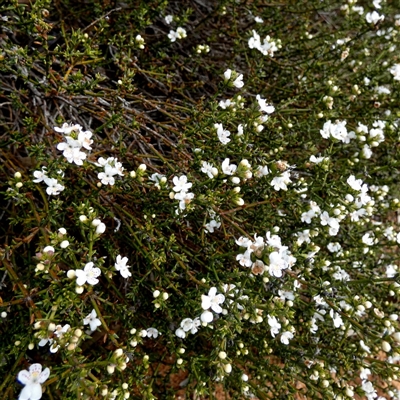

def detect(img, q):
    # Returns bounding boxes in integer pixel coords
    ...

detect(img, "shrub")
[1,0,400,399]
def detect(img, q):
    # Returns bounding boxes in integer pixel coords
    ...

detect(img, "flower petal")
[17,370,31,385]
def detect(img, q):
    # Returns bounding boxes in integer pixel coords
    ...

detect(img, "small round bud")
[241,374,248,381]
[107,364,115,374]
[14,172,22,179]
[177,358,183,365]
[67,270,76,279]
[79,215,87,222]
[67,343,76,351]
[60,240,70,249]
[28,343,34,350]
[153,290,160,298]
[74,329,83,337]
[114,348,124,358]
[138,164,147,171]
[178,348,185,354]
[218,351,227,359]
[75,286,84,294]
[224,363,232,373]
[92,219,101,227]
[1,312,7,318]
[130,171,136,178]
[162,292,169,300]
[15,182,23,188]
[382,341,391,352]
[122,383,128,390]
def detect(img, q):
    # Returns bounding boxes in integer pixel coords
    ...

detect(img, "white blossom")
[18,363,50,400]
[83,309,102,331]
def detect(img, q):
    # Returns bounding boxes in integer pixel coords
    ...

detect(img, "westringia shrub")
[1,0,400,399]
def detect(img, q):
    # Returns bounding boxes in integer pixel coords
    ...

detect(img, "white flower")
[174,191,195,210]
[366,11,384,24]
[389,64,400,81]
[18,363,50,400]
[362,233,375,246]
[309,155,327,164]
[280,331,294,345]
[165,15,173,24]
[223,69,244,88]
[360,340,371,354]
[77,130,93,150]
[256,95,275,114]
[54,122,82,135]
[176,27,187,39]
[180,318,200,334]
[83,309,102,331]
[270,171,291,191]
[98,164,117,186]
[33,168,48,183]
[201,161,217,178]
[236,251,253,267]
[115,255,132,278]
[204,219,221,233]
[329,309,344,328]
[215,123,231,145]
[75,262,101,286]
[221,158,237,175]
[254,16,263,23]
[267,315,281,337]
[43,177,65,196]
[223,69,233,81]
[172,175,192,192]
[146,327,160,338]
[201,287,225,313]
[347,175,363,191]
[168,27,186,42]
[319,120,348,142]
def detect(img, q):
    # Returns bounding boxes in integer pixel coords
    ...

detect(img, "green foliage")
[1,0,400,399]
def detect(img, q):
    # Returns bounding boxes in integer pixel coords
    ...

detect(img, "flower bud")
[153,290,160,298]
[218,351,227,359]
[75,286,84,294]
[382,341,391,352]
[107,364,115,374]
[224,363,232,373]
[114,348,124,358]
[60,240,70,249]
[14,172,22,179]
[67,270,76,279]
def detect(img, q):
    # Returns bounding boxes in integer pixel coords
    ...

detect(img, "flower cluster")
[171,175,194,213]
[96,157,124,186]
[33,167,65,196]
[168,27,187,42]
[223,69,244,89]
[248,30,280,57]
[55,123,93,166]
[236,231,296,277]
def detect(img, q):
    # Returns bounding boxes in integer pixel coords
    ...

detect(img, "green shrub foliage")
[1,0,400,399]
